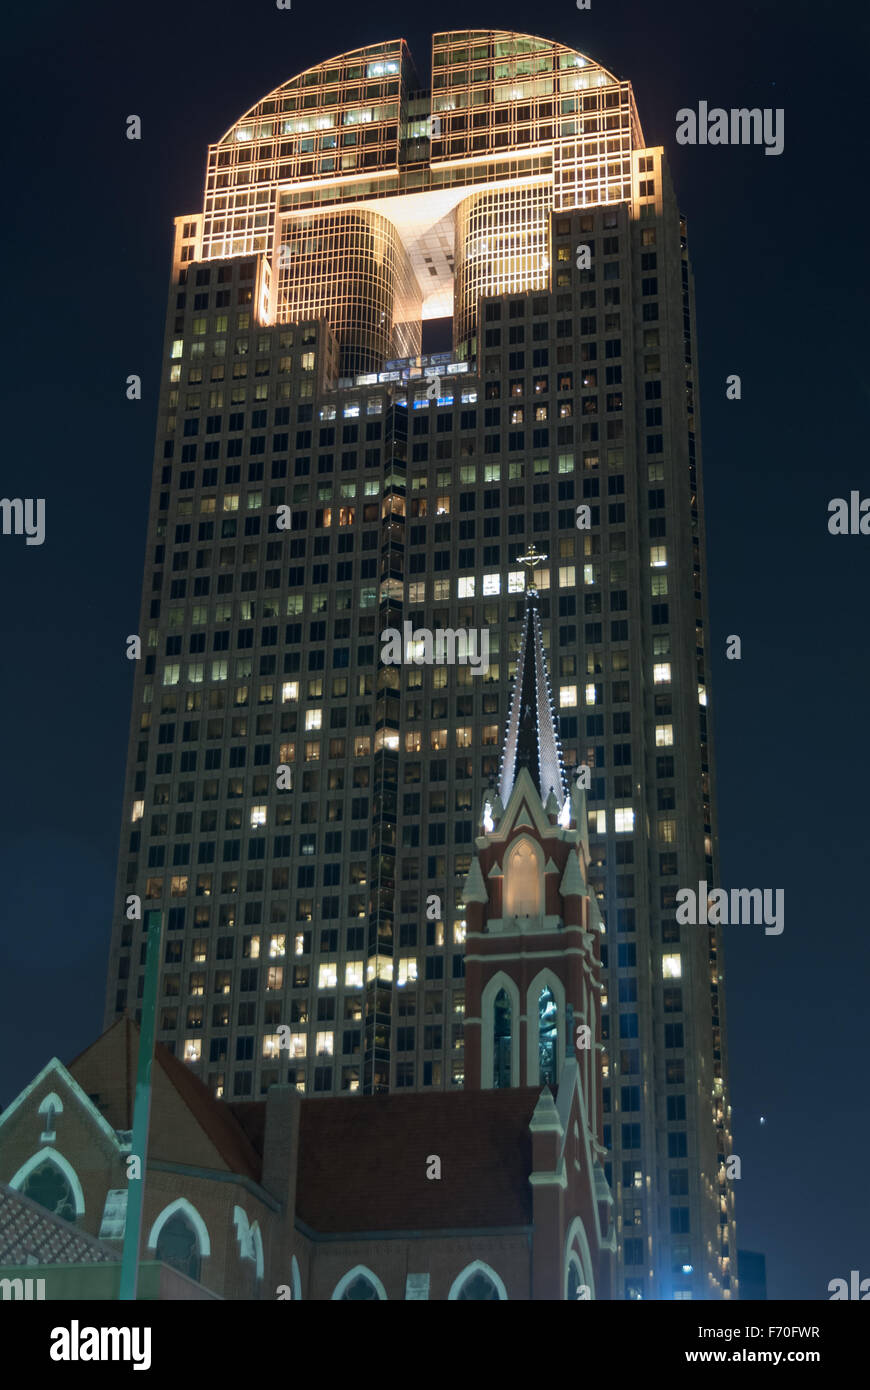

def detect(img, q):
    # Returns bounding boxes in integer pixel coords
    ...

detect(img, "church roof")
[498,578,568,814]
[295,1089,538,1232]
[68,1017,263,1183]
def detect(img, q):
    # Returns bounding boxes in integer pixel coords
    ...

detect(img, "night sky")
[1,0,866,1301]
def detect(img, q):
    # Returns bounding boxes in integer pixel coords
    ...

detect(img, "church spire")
[497,544,569,818]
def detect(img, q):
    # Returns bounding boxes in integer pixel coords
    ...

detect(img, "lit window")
[281,681,298,704]
[588,810,606,834]
[585,683,598,705]
[131,801,144,822]
[397,958,418,986]
[345,961,363,988]
[184,1039,202,1062]
[318,963,338,989]
[453,922,466,945]
[559,565,576,586]
[266,966,284,991]
[315,1031,334,1056]
[305,709,322,731]
[269,934,286,959]
[663,954,682,979]
[508,571,525,593]
[651,574,668,596]
[560,685,578,707]
[614,807,635,833]
[655,724,674,747]
[250,805,267,828]
[171,340,184,359]
[657,818,677,843]
[263,1034,282,1059]
[457,577,475,598]
[163,664,180,686]
[698,685,707,706]
[650,545,667,567]
[482,573,501,595]
[653,663,671,684]
[286,1032,307,1058]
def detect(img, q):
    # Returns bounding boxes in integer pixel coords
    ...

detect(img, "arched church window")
[505,839,541,916]
[21,1161,75,1222]
[493,988,512,1088]
[456,1270,501,1300]
[155,1213,201,1281]
[539,986,558,1085]
[340,1273,380,1300]
[567,1258,584,1300]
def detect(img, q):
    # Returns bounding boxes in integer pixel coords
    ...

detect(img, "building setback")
[103,29,736,1298]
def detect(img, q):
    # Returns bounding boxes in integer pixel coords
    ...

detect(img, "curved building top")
[201,29,642,245]
[194,31,645,370]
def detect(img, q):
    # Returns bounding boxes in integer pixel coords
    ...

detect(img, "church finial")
[517,543,548,594]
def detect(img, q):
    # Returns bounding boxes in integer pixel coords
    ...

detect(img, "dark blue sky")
[1,0,866,1300]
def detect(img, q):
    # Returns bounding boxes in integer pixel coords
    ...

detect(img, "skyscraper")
[104,28,736,1299]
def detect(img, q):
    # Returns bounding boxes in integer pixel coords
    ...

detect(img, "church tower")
[463,547,614,1296]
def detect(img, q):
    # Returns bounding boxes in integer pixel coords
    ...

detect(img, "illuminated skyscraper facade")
[104,29,736,1299]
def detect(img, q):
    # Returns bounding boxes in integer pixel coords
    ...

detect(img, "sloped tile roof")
[0,1182,118,1267]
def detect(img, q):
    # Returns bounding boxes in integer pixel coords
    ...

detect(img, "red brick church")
[0,565,614,1300]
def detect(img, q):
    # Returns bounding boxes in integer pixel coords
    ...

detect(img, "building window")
[493,988,512,1088]
[448,1260,507,1300]
[539,987,558,1086]
[155,1213,202,1281]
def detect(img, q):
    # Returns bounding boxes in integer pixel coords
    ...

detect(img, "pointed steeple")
[498,545,569,816]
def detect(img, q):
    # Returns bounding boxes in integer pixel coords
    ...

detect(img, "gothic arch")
[331,1265,387,1300]
[526,969,566,1086]
[9,1148,85,1218]
[37,1092,63,1140]
[480,971,521,1090]
[448,1260,508,1301]
[564,1216,596,1300]
[504,835,544,918]
[147,1197,211,1257]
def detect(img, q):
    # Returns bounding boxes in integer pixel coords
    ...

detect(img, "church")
[0,558,614,1300]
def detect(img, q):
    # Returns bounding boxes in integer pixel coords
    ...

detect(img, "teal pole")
[119,908,163,1300]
